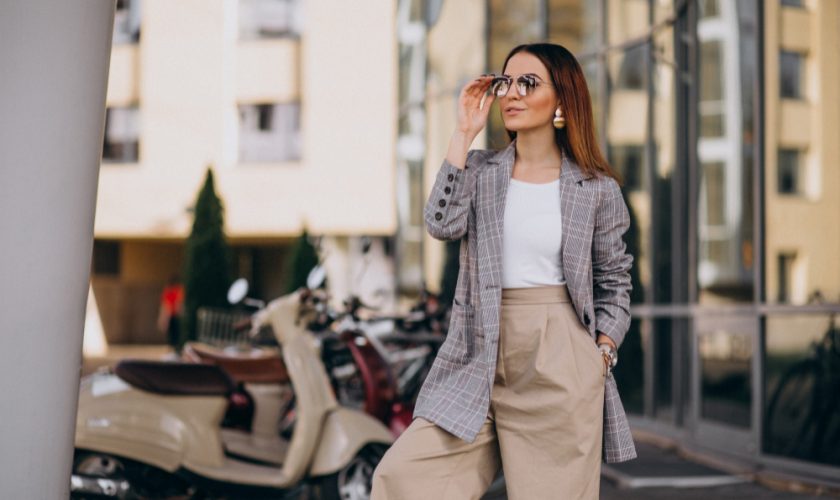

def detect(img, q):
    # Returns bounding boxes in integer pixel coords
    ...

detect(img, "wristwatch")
[597,343,618,372]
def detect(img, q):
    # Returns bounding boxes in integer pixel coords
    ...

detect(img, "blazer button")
[583,313,591,325]
[447,173,454,182]
[434,212,443,220]
[438,199,446,207]
[444,186,452,194]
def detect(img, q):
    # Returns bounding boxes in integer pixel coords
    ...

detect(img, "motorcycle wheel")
[310,443,388,500]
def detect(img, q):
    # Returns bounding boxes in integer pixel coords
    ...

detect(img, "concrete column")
[0,1,114,497]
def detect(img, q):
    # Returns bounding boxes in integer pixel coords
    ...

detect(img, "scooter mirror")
[306,265,326,290]
[227,278,250,304]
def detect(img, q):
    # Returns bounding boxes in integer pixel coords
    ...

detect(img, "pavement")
[480,441,840,499]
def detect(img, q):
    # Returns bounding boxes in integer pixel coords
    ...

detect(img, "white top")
[501,177,565,288]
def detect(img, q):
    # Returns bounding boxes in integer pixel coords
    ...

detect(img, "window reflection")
[780,50,805,100]
[696,2,755,304]
[698,321,753,428]
[765,314,840,466]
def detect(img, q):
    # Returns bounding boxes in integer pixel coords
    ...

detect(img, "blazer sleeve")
[591,178,634,350]
[423,149,479,241]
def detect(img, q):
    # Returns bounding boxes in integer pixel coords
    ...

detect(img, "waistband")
[501,284,571,305]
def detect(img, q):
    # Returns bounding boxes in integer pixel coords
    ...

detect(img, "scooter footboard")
[308,407,393,476]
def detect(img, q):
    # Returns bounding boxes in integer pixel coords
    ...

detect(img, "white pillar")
[0,1,114,498]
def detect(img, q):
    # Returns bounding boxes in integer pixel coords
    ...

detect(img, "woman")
[371,43,636,500]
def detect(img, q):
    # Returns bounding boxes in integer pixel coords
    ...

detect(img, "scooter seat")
[115,359,236,396]
[182,343,290,385]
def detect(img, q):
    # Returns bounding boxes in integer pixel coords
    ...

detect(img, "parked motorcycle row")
[70,264,452,500]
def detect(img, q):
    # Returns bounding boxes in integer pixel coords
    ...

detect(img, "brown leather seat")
[182,343,290,385]
[115,360,235,396]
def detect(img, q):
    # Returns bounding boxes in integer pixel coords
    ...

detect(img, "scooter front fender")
[309,407,393,476]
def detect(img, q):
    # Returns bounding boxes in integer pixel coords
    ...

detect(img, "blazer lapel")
[558,155,594,270]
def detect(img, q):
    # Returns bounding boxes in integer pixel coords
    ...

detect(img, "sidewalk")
[481,439,840,499]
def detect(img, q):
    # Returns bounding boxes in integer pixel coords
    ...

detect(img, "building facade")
[92,0,400,343]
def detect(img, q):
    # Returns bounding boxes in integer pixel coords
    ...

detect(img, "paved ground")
[480,442,838,499]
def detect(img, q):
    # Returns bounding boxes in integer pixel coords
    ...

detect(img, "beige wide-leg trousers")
[371,284,606,500]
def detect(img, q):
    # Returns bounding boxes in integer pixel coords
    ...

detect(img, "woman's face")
[497,52,558,132]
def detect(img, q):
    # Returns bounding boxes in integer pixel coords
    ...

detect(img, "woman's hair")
[501,43,621,183]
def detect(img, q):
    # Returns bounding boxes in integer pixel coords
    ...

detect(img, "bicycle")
[764,291,840,465]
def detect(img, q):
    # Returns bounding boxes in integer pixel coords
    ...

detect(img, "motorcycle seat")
[182,343,290,385]
[115,359,236,396]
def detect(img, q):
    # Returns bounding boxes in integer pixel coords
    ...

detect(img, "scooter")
[71,266,393,499]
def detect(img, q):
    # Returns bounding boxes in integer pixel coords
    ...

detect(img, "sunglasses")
[489,73,552,97]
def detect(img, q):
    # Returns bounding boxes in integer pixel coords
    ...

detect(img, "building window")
[703,162,726,226]
[239,0,302,39]
[780,0,804,8]
[699,40,724,137]
[238,103,301,162]
[699,0,719,19]
[780,50,805,99]
[777,252,796,302]
[113,0,141,44]
[103,106,140,163]
[777,148,802,195]
[92,240,121,276]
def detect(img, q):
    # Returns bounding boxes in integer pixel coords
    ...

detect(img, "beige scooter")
[71,267,394,499]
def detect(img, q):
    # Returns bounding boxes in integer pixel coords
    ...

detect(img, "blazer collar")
[487,136,594,185]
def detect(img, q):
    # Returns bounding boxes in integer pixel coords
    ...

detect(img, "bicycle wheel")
[765,359,820,459]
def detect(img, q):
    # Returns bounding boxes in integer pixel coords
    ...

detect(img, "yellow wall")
[764,0,840,307]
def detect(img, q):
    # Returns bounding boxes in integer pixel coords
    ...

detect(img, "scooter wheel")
[310,443,388,500]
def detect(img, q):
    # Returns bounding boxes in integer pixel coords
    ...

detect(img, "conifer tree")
[181,167,233,347]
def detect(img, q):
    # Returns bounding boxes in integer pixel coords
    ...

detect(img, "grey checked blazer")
[413,137,637,463]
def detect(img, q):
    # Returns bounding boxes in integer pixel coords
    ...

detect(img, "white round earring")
[553,106,566,129]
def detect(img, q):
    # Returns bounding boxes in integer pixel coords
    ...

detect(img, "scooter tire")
[310,443,388,500]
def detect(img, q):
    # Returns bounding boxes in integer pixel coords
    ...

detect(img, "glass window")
[702,162,726,226]
[92,240,121,276]
[698,322,753,428]
[777,148,802,195]
[239,0,302,39]
[764,313,840,466]
[776,252,797,302]
[699,40,724,137]
[113,0,141,45]
[780,50,805,99]
[699,0,719,18]
[238,102,301,162]
[102,106,140,163]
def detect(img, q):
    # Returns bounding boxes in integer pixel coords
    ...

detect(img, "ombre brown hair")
[501,43,622,184]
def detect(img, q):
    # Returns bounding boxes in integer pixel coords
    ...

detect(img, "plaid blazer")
[414,137,637,463]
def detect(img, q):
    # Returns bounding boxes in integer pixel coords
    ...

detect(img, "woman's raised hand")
[456,74,496,137]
